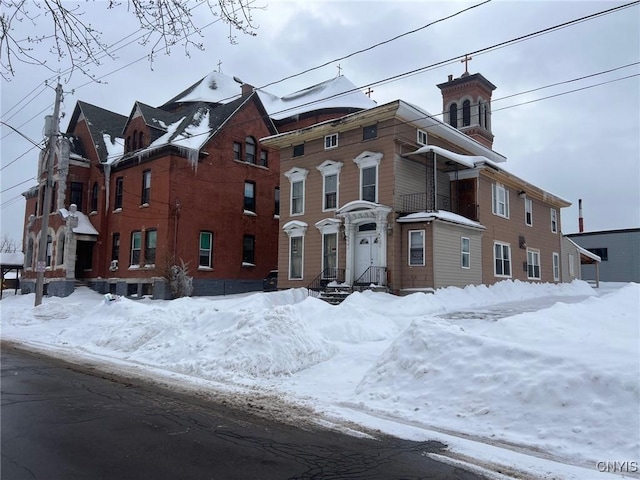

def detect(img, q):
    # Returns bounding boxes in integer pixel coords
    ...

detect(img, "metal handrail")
[354,266,387,286]
[307,268,345,292]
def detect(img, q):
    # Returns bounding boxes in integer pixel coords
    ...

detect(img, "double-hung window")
[115,177,123,210]
[199,232,213,268]
[131,231,141,266]
[144,229,157,265]
[245,136,256,164]
[409,230,425,266]
[525,197,533,226]
[244,181,256,213]
[289,236,303,279]
[527,249,541,280]
[233,141,242,160]
[494,241,511,277]
[322,233,337,276]
[317,160,343,211]
[461,237,470,268]
[274,187,280,216]
[550,208,558,233]
[141,170,151,205]
[552,252,560,281]
[354,151,382,204]
[112,233,120,261]
[492,183,509,218]
[285,167,308,216]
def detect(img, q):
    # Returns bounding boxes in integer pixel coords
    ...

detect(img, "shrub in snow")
[168,259,193,298]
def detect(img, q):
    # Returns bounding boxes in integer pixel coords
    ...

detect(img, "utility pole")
[35,82,63,306]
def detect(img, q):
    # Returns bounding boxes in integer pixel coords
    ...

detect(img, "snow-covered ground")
[1,280,638,480]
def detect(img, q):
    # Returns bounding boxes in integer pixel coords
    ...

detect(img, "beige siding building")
[263,71,572,294]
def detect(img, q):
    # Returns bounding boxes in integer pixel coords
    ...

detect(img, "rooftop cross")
[365,87,374,98]
[461,54,472,75]
[217,60,223,73]
[337,64,342,76]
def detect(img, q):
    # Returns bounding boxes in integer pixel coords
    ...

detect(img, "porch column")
[343,217,356,285]
[375,212,388,285]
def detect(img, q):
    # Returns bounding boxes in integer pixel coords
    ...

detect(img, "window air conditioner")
[109,260,119,271]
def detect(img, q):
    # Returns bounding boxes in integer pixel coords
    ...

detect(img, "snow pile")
[2,280,638,478]
[354,284,639,465]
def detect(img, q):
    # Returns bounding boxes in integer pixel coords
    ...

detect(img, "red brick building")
[21,73,376,298]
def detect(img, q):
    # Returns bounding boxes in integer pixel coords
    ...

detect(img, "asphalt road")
[1,346,489,480]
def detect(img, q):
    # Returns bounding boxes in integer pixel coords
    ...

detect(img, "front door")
[355,225,379,284]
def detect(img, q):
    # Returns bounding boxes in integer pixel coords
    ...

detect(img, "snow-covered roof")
[59,208,99,235]
[397,210,486,229]
[0,252,24,267]
[162,71,244,106]
[405,144,490,169]
[257,76,377,121]
[102,133,125,165]
[565,237,601,262]
[405,144,571,206]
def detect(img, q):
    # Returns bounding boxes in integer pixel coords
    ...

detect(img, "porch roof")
[565,237,601,263]
[397,210,486,230]
[59,209,99,235]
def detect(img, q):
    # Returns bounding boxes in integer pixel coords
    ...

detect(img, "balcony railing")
[397,192,478,221]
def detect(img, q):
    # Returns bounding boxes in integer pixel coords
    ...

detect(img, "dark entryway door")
[456,178,477,221]
[75,241,94,279]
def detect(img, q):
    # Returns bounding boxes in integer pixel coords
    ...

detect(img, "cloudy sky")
[1,0,638,246]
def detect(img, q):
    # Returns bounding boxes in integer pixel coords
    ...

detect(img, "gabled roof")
[112,93,277,169]
[123,101,182,134]
[161,71,244,108]
[66,101,127,162]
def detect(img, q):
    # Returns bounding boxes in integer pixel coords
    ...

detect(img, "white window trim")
[552,252,560,281]
[408,229,425,267]
[527,248,541,280]
[284,167,308,217]
[317,160,343,212]
[492,183,510,219]
[494,241,512,278]
[568,254,575,276]
[284,220,307,281]
[324,133,338,150]
[321,232,338,273]
[417,129,427,146]
[461,236,470,269]
[550,208,558,233]
[354,151,382,204]
[525,197,533,227]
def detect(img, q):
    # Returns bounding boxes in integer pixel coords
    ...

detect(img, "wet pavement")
[1,346,490,480]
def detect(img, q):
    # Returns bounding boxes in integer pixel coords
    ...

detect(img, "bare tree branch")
[0,0,264,81]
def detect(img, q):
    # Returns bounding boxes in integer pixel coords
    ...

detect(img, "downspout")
[173,199,181,265]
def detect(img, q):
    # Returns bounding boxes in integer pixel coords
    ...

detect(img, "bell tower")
[437,59,496,150]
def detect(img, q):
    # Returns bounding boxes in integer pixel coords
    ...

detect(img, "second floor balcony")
[397,192,478,222]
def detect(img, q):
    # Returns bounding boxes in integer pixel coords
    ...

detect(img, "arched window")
[132,130,138,150]
[462,100,471,127]
[478,100,484,128]
[56,230,65,266]
[449,103,458,128]
[126,136,131,152]
[138,131,144,149]
[245,136,256,164]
